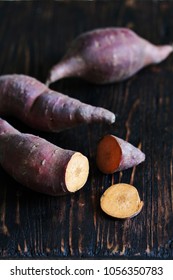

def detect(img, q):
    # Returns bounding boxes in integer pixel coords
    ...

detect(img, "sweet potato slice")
[100,183,143,219]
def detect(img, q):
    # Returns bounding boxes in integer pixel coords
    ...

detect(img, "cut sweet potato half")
[100,183,143,219]
[96,134,145,174]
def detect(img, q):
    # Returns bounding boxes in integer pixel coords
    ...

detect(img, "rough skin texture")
[0,118,89,196]
[0,74,115,132]
[47,27,173,85]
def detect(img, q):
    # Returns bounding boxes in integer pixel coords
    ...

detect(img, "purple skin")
[115,136,145,172]
[0,118,86,196]
[46,27,173,85]
[0,74,115,132]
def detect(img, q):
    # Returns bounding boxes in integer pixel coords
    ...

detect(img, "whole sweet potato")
[0,118,89,196]
[46,27,172,85]
[0,74,115,132]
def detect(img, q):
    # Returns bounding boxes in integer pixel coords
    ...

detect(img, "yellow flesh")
[65,152,89,192]
[100,183,143,218]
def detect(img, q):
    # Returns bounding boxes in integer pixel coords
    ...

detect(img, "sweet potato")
[100,183,143,219]
[96,134,145,174]
[0,74,115,132]
[46,27,173,85]
[0,118,89,196]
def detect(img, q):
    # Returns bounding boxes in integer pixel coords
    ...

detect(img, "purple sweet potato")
[96,134,145,174]
[0,118,89,196]
[46,27,173,85]
[0,74,115,132]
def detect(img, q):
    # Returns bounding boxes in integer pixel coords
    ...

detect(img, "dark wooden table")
[0,0,173,259]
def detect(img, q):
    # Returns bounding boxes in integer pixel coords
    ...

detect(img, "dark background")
[0,0,173,259]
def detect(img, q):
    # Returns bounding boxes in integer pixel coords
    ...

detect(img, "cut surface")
[96,134,122,174]
[65,152,89,192]
[100,183,143,219]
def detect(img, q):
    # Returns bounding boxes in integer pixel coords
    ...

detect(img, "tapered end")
[116,136,145,171]
[45,78,51,87]
[97,108,116,125]
[92,106,116,125]
[46,66,60,86]
[46,57,85,85]
[155,44,173,63]
[145,43,173,65]
[78,105,116,125]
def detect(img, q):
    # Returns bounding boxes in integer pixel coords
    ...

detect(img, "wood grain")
[0,0,173,259]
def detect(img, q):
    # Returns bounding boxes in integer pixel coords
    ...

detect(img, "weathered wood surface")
[0,0,173,259]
